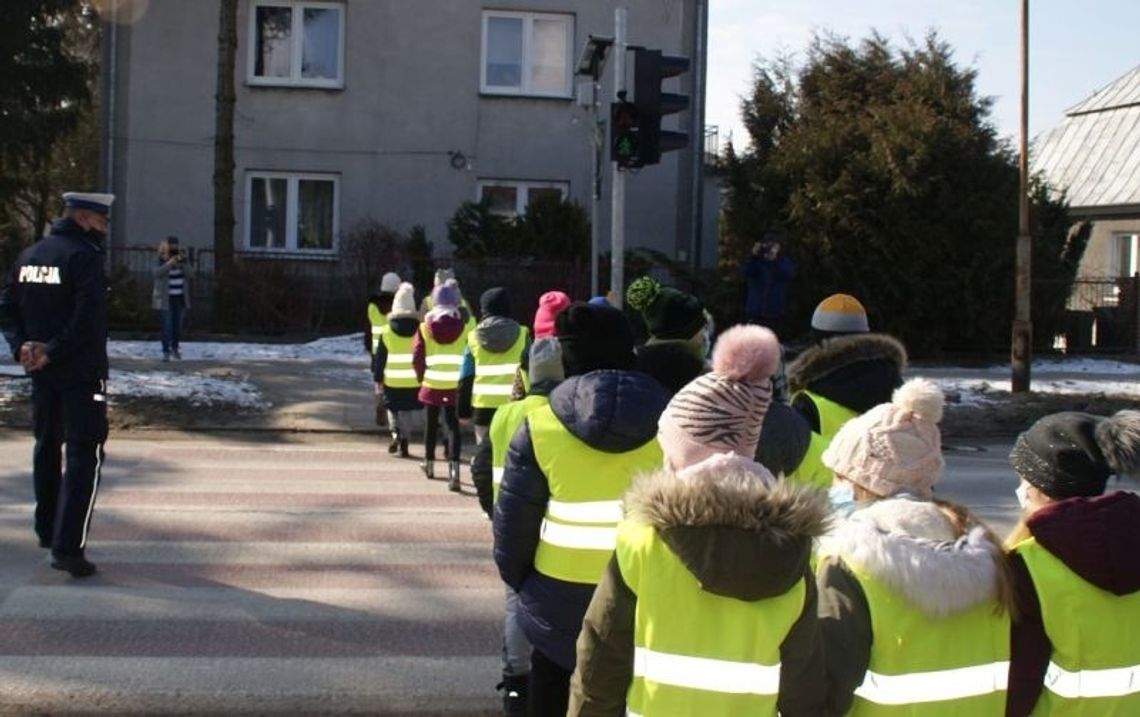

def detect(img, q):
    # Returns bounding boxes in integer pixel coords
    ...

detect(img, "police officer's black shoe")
[51,554,97,578]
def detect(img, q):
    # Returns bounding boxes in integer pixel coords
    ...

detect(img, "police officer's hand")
[374,382,382,396]
[19,342,49,372]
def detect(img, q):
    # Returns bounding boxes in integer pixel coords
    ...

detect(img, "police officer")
[0,191,113,578]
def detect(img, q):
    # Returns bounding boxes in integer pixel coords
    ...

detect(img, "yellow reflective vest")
[489,394,549,503]
[469,327,528,409]
[529,405,663,585]
[616,519,804,715]
[1014,536,1140,716]
[367,303,387,355]
[842,564,1010,715]
[420,324,466,391]
[790,390,858,489]
[380,326,419,390]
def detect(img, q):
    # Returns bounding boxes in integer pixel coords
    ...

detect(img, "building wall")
[1079,218,1140,278]
[109,0,713,271]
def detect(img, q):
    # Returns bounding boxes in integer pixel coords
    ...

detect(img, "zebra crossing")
[0,433,502,715]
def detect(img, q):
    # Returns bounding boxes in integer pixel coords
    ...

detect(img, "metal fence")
[1051,276,1140,353]
[108,245,588,336]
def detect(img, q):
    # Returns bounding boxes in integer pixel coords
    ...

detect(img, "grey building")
[102,0,718,296]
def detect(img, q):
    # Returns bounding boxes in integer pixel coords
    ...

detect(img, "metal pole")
[688,0,707,278]
[590,77,601,298]
[610,7,627,309]
[1011,0,1032,392]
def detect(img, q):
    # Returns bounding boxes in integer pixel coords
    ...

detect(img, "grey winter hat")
[528,337,564,386]
[1010,410,1140,499]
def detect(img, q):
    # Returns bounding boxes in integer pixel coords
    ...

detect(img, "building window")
[481,11,573,98]
[249,1,344,87]
[1112,233,1140,278]
[245,172,339,253]
[478,179,569,216]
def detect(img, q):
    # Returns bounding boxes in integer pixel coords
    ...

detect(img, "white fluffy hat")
[822,378,945,498]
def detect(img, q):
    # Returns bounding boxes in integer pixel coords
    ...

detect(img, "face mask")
[1015,483,1031,510]
[829,481,856,517]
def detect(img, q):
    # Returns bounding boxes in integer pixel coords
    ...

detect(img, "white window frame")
[1111,233,1140,278]
[244,171,340,255]
[477,179,569,217]
[247,0,346,88]
[480,11,574,98]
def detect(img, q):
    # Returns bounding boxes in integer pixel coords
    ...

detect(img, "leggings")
[424,405,460,461]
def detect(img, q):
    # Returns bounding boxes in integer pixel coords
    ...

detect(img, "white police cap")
[62,192,116,216]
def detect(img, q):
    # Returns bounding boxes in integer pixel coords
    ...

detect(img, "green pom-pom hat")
[625,275,707,341]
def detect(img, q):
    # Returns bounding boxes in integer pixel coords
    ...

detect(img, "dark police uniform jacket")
[0,218,109,389]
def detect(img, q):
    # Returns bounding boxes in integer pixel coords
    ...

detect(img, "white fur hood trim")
[820,499,1001,617]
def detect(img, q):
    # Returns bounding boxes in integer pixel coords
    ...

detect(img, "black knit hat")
[625,276,706,341]
[1009,411,1140,499]
[480,287,511,318]
[555,302,636,377]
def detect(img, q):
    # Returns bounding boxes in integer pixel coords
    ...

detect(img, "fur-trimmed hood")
[624,466,831,601]
[821,497,1002,617]
[787,333,907,415]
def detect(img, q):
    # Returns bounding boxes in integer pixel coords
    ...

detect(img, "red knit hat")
[533,291,571,339]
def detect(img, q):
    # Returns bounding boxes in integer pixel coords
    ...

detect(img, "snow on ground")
[3,334,1138,409]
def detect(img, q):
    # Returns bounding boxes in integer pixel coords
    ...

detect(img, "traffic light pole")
[610,7,627,309]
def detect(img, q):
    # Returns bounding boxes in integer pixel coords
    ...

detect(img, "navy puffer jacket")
[493,369,669,671]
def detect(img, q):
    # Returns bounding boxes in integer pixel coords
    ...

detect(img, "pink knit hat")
[657,325,780,471]
[822,378,945,498]
[534,291,571,339]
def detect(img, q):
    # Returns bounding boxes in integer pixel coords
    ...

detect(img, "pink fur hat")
[657,325,781,471]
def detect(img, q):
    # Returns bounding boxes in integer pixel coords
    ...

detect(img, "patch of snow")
[0,370,268,409]
[106,333,369,364]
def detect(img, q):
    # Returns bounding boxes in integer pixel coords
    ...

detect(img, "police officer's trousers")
[32,378,108,556]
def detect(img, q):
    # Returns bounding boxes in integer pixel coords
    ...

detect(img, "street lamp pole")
[1011,0,1032,393]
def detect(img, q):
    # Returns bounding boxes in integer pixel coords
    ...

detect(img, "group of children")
[367,271,1140,716]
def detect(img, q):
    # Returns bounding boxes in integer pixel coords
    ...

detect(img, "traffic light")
[610,95,641,168]
[633,48,690,165]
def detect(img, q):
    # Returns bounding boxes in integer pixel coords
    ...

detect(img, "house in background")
[101,0,719,325]
[1034,64,1140,349]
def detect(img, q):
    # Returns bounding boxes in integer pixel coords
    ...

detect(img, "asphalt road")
[0,431,1049,714]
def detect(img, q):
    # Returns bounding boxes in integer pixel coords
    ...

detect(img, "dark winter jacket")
[471,378,560,519]
[412,309,466,407]
[755,400,813,478]
[0,218,108,388]
[817,496,1009,716]
[569,465,831,716]
[1007,492,1140,716]
[787,333,907,429]
[743,254,795,321]
[458,315,528,421]
[371,316,422,412]
[493,369,670,671]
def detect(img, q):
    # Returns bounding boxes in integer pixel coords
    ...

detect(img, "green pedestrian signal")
[610,98,641,168]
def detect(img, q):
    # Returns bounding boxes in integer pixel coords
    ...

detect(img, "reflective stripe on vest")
[367,304,387,354]
[380,328,419,389]
[788,390,858,489]
[530,404,662,585]
[420,324,465,390]
[633,647,781,695]
[854,662,1011,706]
[488,394,550,503]
[617,520,803,715]
[469,327,528,409]
[846,565,1010,715]
[1015,536,1140,714]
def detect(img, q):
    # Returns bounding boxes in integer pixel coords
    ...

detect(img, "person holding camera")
[743,231,795,336]
[152,235,190,361]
